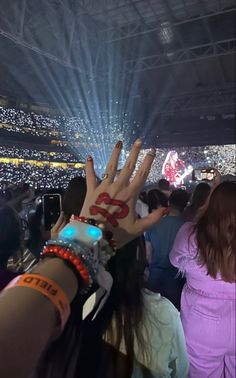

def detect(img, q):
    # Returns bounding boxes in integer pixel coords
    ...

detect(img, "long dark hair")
[147,189,168,213]
[0,204,22,267]
[37,237,148,378]
[195,181,236,282]
[187,182,211,219]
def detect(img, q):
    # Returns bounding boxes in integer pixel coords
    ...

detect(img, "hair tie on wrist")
[4,274,70,331]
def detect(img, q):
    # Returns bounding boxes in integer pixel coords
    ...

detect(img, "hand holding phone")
[192,168,216,182]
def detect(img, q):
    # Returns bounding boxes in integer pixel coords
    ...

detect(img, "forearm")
[31,258,78,302]
[0,258,78,378]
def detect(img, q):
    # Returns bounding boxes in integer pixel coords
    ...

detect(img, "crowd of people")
[0,106,127,146]
[0,105,130,180]
[1,106,235,192]
[0,164,85,190]
[0,145,235,191]
[0,106,65,137]
[0,140,235,378]
[0,145,78,163]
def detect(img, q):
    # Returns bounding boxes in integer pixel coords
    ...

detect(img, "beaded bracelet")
[41,245,91,287]
[42,238,98,294]
[42,217,118,294]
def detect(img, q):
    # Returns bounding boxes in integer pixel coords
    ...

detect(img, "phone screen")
[43,194,61,231]
[192,169,215,181]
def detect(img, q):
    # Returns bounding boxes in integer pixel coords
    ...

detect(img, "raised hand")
[81,139,168,248]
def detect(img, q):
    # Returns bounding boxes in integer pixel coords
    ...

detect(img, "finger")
[51,217,67,239]
[53,211,65,231]
[51,212,66,237]
[101,141,123,184]
[136,207,169,234]
[85,155,97,192]
[116,138,142,187]
[129,148,156,192]
[59,220,67,232]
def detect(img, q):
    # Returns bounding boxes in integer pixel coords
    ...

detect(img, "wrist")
[42,239,95,293]
[52,217,117,275]
[69,216,117,252]
[32,257,78,302]
[41,217,116,297]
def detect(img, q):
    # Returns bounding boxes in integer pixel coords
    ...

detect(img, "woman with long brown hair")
[170,181,236,377]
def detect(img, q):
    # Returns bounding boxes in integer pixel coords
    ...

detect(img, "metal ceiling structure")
[0,0,235,146]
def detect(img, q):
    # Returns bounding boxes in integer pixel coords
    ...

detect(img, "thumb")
[53,211,65,231]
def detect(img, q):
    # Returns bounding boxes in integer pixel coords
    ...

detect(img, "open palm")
[81,139,168,248]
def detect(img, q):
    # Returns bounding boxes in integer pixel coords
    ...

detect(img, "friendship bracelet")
[40,217,118,297]
[45,238,97,277]
[41,245,91,288]
[4,274,70,331]
[43,238,98,293]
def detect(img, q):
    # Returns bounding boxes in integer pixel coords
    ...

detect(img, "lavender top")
[170,222,235,300]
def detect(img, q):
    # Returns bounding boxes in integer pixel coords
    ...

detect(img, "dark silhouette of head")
[158,179,170,191]
[139,191,148,204]
[169,189,189,213]
[147,189,168,212]
[0,204,21,268]
[190,182,211,212]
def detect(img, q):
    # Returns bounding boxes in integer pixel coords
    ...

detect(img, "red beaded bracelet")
[70,215,117,252]
[70,215,99,227]
[42,245,90,287]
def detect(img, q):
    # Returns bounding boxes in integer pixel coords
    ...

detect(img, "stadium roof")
[0,0,235,146]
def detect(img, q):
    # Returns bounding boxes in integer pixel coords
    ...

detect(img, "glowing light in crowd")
[0,107,235,189]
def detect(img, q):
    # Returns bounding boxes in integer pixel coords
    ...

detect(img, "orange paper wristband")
[5,274,70,330]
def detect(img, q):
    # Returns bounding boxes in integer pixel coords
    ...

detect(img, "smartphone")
[43,194,62,230]
[192,168,216,181]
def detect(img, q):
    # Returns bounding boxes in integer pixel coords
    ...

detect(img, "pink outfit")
[170,222,236,378]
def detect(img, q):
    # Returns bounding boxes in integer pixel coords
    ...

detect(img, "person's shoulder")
[160,215,184,229]
[174,217,188,229]
[171,221,197,258]
[142,290,179,324]
[155,215,171,226]
[177,221,194,234]
[165,215,184,224]
[145,217,165,234]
